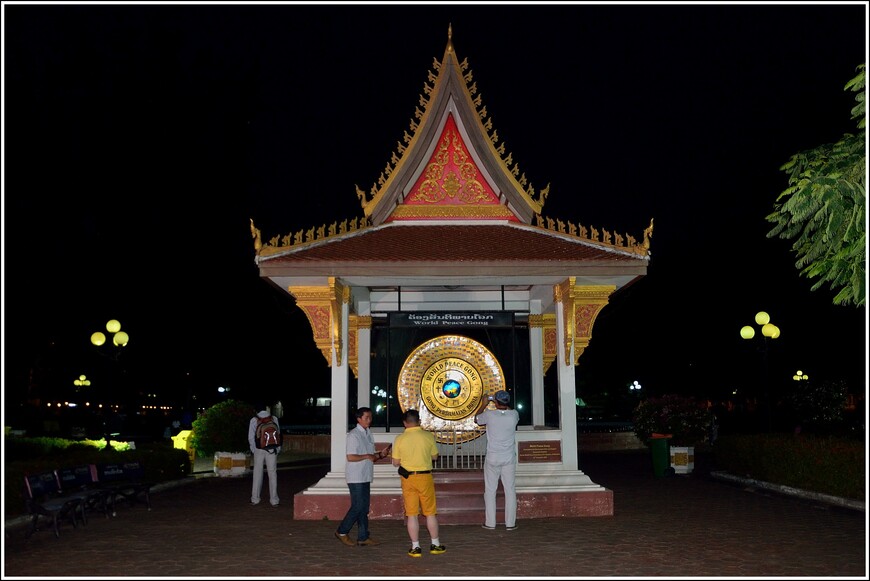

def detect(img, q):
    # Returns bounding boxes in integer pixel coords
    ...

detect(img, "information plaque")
[518,440,562,463]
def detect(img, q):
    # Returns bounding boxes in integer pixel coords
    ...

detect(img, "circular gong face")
[397,335,504,442]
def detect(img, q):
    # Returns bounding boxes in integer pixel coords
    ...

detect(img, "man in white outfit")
[474,389,520,530]
[248,402,280,507]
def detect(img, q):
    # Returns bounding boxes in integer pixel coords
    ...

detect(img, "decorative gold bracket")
[348,315,372,379]
[529,313,557,374]
[555,279,615,365]
[288,278,349,368]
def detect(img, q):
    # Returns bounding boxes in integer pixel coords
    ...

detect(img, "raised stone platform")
[293,468,613,523]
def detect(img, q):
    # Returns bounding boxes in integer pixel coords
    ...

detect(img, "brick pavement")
[3,452,866,578]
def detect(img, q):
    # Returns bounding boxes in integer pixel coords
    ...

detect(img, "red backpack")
[255,416,282,453]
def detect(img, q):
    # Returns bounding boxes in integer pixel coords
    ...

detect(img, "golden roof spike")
[447,23,454,53]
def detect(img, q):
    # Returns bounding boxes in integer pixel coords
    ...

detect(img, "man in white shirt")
[335,407,390,547]
[474,390,520,530]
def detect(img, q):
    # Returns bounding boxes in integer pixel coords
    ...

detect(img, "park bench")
[55,464,112,520]
[23,471,85,538]
[91,460,152,516]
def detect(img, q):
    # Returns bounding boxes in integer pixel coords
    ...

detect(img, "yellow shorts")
[401,473,437,517]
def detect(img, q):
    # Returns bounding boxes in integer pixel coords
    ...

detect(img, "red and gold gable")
[388,113,518,221]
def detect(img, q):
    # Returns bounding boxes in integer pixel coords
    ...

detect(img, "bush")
[713,433,865,500]
[189,399,254,457]
[632,394,715,447]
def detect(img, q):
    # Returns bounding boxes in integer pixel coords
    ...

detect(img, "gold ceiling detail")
[348,315,358,379]
[390,204,514,219]
[287,278,348,368]
[530,314,558,375]
[347,315,372,379]
[555,279,615,366]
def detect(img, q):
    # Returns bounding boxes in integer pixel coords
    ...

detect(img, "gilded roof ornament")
[529,213,652,257]
[354,27,551,223]
[642,218,654,251]
[250,218,262,251]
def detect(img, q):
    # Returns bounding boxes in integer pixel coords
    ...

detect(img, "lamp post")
[73,374,91,392]
[90,319,130,449]
[740,311,780,433]
[792,370,809,381]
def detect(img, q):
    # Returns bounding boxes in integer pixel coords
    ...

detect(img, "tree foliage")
[189,398,254,456]
[766,64,865,306]
[784,379,848,433]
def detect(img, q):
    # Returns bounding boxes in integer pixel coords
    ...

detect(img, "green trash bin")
[648,434,672,477]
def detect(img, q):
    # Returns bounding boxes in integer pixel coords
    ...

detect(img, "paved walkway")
[3,452,866,578]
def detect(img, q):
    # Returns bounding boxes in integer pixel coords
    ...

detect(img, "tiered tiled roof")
[253,26,651,276]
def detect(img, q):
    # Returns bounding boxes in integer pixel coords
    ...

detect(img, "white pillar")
[556,298,579,471]
[329,297,351,474]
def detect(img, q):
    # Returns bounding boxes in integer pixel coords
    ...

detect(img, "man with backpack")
[248,402,281,507]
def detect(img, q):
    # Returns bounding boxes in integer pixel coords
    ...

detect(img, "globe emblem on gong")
[442,379,461,399]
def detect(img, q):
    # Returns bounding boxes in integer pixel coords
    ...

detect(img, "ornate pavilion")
[251,26,651,520]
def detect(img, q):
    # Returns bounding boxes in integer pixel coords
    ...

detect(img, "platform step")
[432,471,504,523]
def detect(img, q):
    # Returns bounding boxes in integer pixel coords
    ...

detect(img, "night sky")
[3,3,867,414]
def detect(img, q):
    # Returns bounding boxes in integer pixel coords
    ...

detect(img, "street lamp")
[73,374,91,391]
[90,319,130,449]
[793,370,809,381]
[740,311,780,432]
[91,319,129,351]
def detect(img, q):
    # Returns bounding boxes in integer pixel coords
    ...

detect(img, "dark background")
[3,4,867,429]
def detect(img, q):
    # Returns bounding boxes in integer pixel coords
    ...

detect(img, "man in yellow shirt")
[391,409,446,558]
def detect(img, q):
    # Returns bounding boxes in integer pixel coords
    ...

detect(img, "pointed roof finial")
[447,23,453,52]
